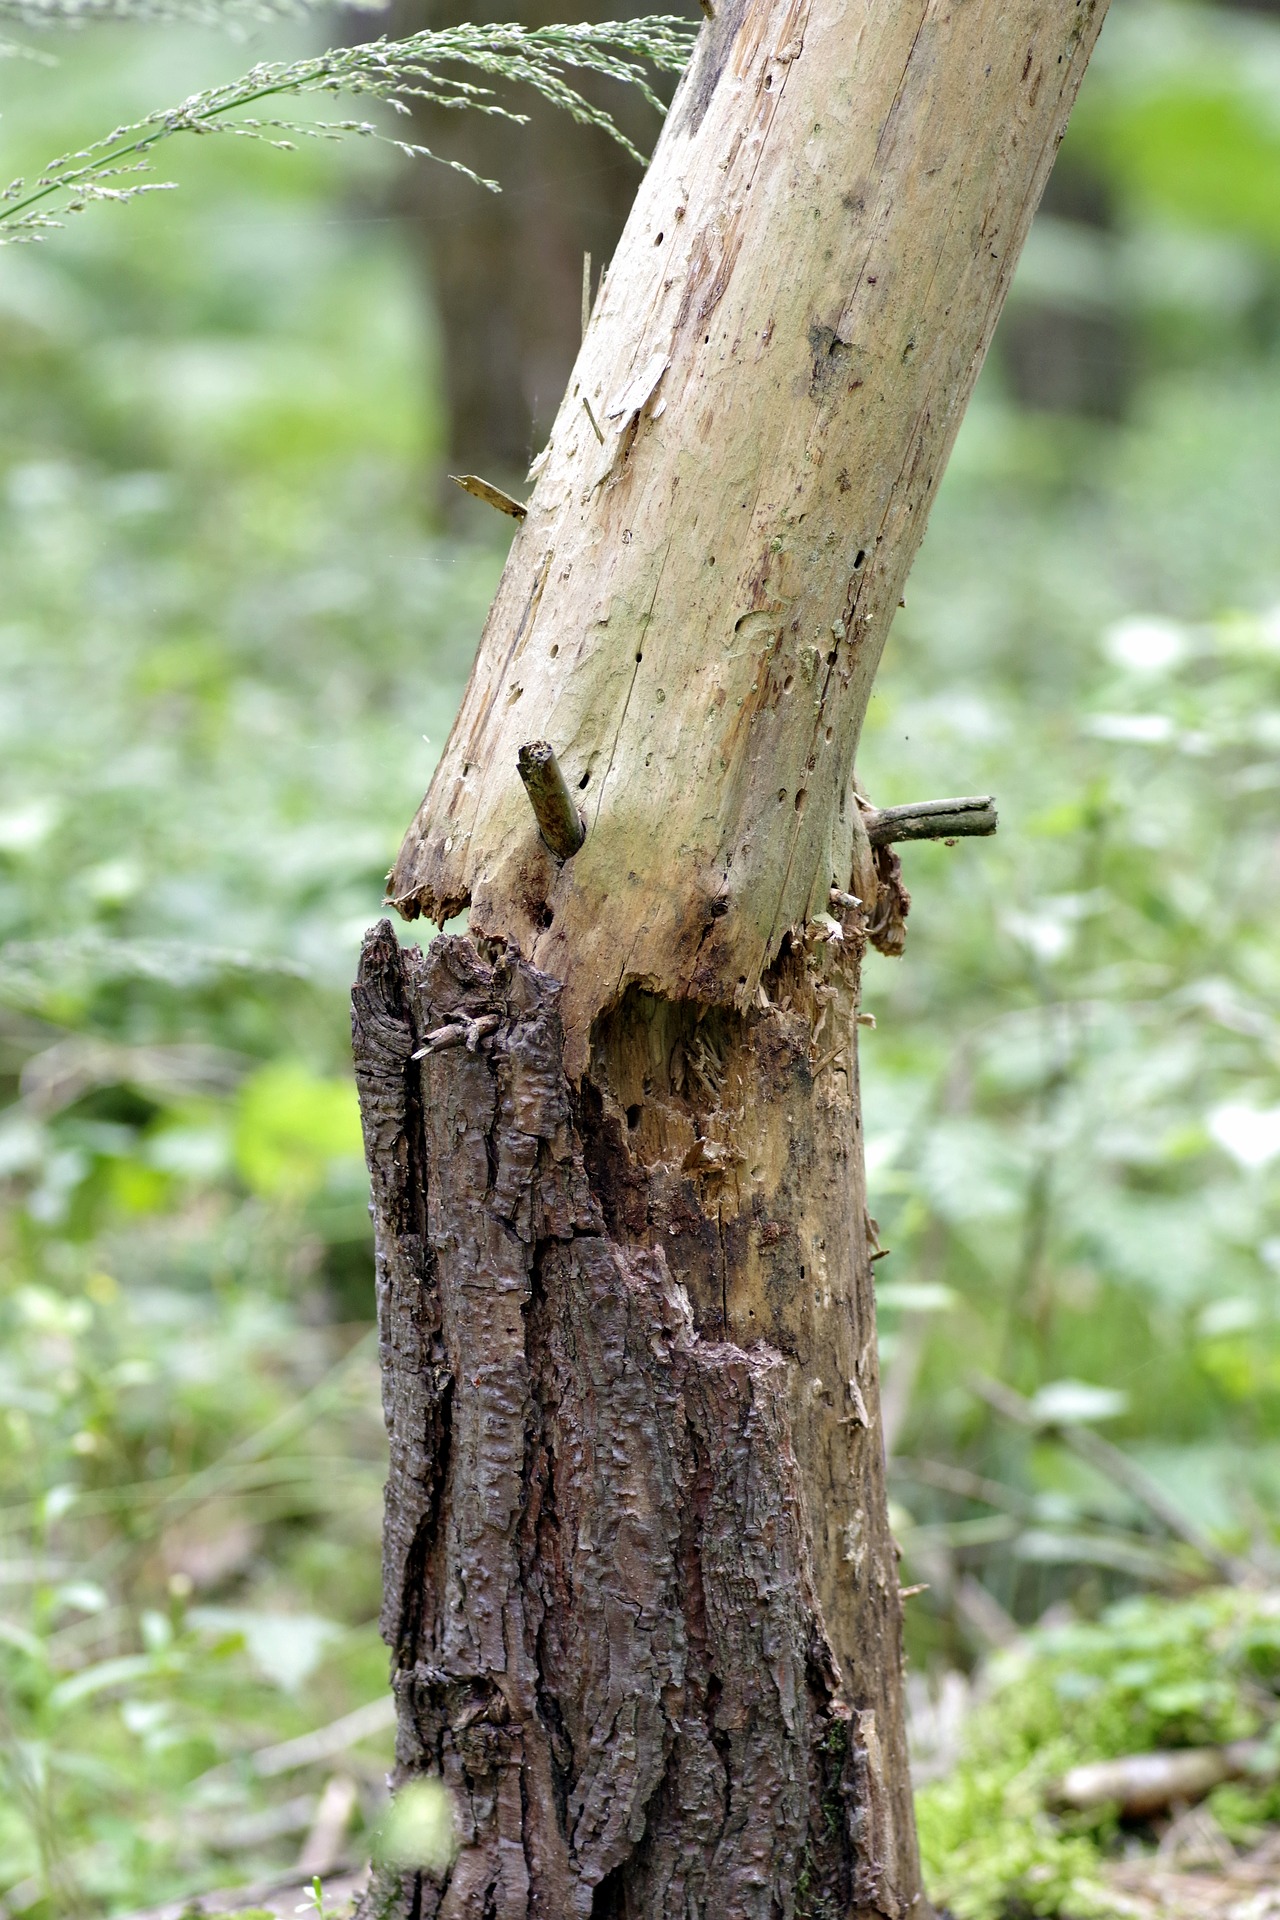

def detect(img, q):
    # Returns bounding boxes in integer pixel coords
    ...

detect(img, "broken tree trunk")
[353,2,1108,1914]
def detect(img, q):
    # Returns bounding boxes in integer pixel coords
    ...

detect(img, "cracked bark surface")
[354,918,915,1918]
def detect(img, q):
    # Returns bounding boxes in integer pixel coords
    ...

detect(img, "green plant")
[1,5,696,241]
[295,1874,331,1920]
[918,1588,1280,1918]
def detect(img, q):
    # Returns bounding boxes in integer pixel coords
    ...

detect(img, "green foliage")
[860,0,1280,1621]
[233,1062,363,1200]
[1,14,696,240]
[868,357,1280,1623]
[1072,1,1280,256]
[373,1780,456,1874]
[0,25,505,1907]
[918,1588,1280,1917]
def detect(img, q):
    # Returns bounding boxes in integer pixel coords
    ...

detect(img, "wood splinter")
[450,473,528,521]
[411,1013,501,1059]
[864,794,998,848]
[580,395,605,445]
[517,740,587,861]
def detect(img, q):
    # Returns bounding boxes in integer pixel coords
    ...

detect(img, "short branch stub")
[517,740,587,861]
[450,473,528,520]
[864,795,997,848]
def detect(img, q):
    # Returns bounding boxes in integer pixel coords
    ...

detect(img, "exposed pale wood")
[390,0,1109,1077]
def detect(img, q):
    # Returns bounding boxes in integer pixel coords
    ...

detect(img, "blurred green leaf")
[187,1609,342,1692]
[233,1061,362,1199]
[1029,1381,1130,1427]
[374,1778,456,1874]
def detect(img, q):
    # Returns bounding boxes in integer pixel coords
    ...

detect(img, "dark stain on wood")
[672,0,752,140]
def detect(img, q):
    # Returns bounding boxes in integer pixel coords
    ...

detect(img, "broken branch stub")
[516,739,586,862]
[864,795,998,848]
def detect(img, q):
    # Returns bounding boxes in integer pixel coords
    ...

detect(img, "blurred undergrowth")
[0,0,1277,1915]
[917,1586,1280,1917]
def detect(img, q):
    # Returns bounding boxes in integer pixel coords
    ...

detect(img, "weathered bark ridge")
[354,917,917,1918]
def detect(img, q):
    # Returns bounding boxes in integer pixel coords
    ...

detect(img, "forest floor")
[124,1865,369,1920]
[1105,1827,1280,1919]
[134,1846,1280,1920]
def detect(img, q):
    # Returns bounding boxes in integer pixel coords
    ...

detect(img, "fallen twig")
[1053,1740,1271,1819]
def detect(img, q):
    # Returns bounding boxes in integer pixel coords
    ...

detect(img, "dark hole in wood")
[589,1862,627,1920]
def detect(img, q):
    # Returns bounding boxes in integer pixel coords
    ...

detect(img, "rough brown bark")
[354,1,1110,1911]
[354,912,911,1918]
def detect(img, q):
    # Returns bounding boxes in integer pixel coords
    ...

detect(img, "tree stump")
[353,0,1109,1911]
